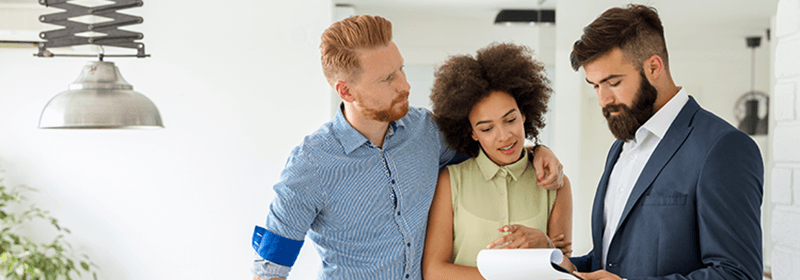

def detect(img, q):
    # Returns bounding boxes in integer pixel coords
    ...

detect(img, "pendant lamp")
[734,36,768,136]
[31,0,161,129]
[38,60,162,129]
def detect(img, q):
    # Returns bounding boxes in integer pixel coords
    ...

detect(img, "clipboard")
[551,262,584,280]
[476,248,582,280]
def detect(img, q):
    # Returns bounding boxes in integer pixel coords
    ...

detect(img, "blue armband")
[252,225,304,267]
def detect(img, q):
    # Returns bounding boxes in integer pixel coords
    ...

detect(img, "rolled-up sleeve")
[251,147,324,278]
[251,257,292,279]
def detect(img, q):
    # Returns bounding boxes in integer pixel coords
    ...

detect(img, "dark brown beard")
[602,71,658,141]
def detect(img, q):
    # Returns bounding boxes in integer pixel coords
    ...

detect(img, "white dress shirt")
[602,88,689,268]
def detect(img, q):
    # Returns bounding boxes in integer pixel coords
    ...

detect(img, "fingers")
[573,270,622,280]
[498,225,517,232]
[558,246,573,257]
[552,240,572,249]
[551,234,571,250]
[504,235,530,249]
[490,225,553,249]
[530,145,564,190]
[574,271,599,280]
[488,225,516,248]
[532,151,546,181]
[555,245,573,255]
[539,144,564,186]
[536,163,560,190]
[497,230,532,249]
[537,169,547,181]
[538,162,565,190]
[489,225,527,249]
[505,227,534,249]
[487,234,513,249]
[537,172,558,190]
[556,163,565,187]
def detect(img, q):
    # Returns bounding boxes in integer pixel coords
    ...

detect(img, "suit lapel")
[592,140,623,269]
[614,97,700,233]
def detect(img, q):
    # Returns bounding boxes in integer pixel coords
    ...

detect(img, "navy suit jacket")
[570,97,763,280]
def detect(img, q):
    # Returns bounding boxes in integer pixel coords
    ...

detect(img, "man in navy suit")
[561,4,764,280]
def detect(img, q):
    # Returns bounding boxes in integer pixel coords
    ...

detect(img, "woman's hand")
[550,234,573,257]
[486,224,554,249]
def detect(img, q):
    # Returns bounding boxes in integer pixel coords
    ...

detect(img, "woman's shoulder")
[446,156,479,175]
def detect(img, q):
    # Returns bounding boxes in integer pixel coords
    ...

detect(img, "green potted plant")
[0,177,97,280]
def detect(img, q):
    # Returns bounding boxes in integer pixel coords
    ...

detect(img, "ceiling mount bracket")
[37,0,147,58]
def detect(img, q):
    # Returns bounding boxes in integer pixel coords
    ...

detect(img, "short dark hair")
[570,4,669,72]
[431,43,551,157]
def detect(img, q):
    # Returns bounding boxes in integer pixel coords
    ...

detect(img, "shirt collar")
[332,103,407,154]
[475,147,529,181]
[635,87,689,143]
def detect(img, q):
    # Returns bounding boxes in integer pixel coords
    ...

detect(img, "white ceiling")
[337,0,776,22]
[1,0,779,50]
[0,0,35,4]
[340,0,557,12]
[337,0,778,48]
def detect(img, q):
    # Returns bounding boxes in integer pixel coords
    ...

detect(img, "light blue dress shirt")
[251,105,465,279]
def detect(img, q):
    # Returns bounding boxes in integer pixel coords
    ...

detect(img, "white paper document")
[476,248,581,280]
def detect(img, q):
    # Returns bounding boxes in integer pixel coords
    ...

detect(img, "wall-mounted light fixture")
[494,9,555,26]
[4,0,162,129]
[734,36,768,136]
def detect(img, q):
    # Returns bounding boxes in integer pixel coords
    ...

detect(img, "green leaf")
[0,185,96,280]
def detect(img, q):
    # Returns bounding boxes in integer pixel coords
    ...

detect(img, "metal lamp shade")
[38,61,163,129]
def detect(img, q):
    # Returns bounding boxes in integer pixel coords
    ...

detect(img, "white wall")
[354,7,558,147]
[371,9,555,67]
[0,1,331,279]
[771,0,800,279]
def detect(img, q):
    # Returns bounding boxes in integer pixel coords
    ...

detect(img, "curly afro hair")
[430,42,551,158]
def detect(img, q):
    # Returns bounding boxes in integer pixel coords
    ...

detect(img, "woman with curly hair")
[422,42,573,279]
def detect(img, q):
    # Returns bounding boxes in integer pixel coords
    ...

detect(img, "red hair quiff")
[320,15,393,85]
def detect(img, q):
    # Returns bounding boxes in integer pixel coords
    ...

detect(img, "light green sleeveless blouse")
[447,148,556,267]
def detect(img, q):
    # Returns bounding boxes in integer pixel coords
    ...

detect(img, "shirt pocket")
[642,193,687,206]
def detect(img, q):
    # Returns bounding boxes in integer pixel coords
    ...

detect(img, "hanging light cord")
[750,46,756,95]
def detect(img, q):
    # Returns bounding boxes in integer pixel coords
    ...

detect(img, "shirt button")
[397,211,401,216]
[500,190,506,195]
[391,180,395,184]
[407,243,411,247]
[405,274,410,278]
[500,214,506,219]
